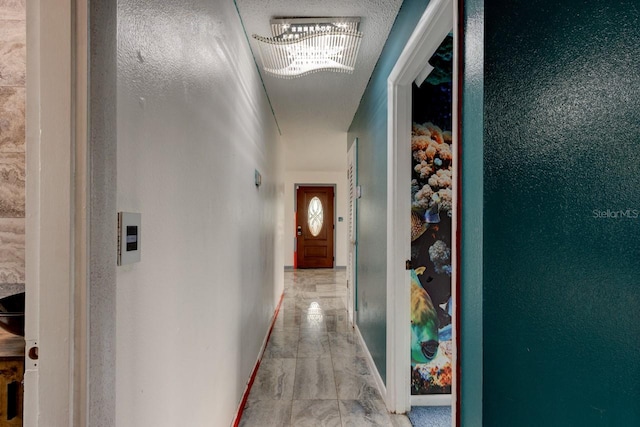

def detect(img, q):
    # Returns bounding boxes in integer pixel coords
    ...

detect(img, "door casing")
[25,0,88,425]
[385,0,456,415]
[347,140,358,326]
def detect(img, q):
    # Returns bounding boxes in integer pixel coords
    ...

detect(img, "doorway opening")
[408,32,454,409]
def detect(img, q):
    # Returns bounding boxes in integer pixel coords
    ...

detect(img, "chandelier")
[252,17,363,79]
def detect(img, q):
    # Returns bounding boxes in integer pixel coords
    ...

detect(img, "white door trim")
[386,0,454,414]
[347,139,358,327]
[73,1,89,424]
[25,0,88,425]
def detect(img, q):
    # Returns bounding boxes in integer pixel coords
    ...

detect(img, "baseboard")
[410,394,452,407]
[354,325,387,403]
[284,266,346,270]
[231,292,284,427]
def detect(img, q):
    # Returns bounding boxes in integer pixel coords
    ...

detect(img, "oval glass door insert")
[308,196,324,236]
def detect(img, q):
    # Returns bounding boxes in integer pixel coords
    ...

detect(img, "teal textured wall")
[484,0,640,425]
[348,0,430,383]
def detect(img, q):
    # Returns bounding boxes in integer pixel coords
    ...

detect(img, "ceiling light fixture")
[252,17,363,79]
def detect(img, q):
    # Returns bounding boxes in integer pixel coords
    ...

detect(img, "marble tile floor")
[240,269,412,427]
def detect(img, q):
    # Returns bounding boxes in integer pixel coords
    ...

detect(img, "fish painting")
[411,211,428,241]
[424,202,441,224]
[410,269,439,364]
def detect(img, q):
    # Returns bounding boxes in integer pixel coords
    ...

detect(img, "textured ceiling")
[235,0,403,171]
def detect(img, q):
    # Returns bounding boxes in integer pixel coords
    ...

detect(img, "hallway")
[239,269,411,426]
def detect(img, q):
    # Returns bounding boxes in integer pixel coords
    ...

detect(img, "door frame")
[385,0,456,414]
[25,0,88,425]
[347,139,358,327]
[294,184,337,269]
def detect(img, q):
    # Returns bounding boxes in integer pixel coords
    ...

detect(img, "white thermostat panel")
[118,212,141,265]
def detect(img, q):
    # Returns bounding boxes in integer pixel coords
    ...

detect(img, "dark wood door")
[296,186,334,268]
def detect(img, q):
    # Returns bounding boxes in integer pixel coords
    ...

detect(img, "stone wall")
[0,0,26,298]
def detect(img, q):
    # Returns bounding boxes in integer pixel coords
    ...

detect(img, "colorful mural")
[410,35,453,395]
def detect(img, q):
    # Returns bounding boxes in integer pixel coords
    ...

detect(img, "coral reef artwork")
[410,34,453,396]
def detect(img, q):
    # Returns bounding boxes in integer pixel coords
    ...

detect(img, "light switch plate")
[255,169,262,187]
[118,212,141,266]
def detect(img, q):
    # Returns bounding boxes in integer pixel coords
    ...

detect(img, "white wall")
[284,170,348,268]
[116,0,283,425]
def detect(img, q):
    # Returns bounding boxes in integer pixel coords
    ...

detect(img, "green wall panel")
[348,0,430,383]
[460,0,484,424]
[484,0,640,425]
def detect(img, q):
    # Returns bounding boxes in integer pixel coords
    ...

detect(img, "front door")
[296,186,334,268]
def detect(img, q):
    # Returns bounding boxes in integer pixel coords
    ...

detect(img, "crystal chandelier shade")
[252,17,363,79]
